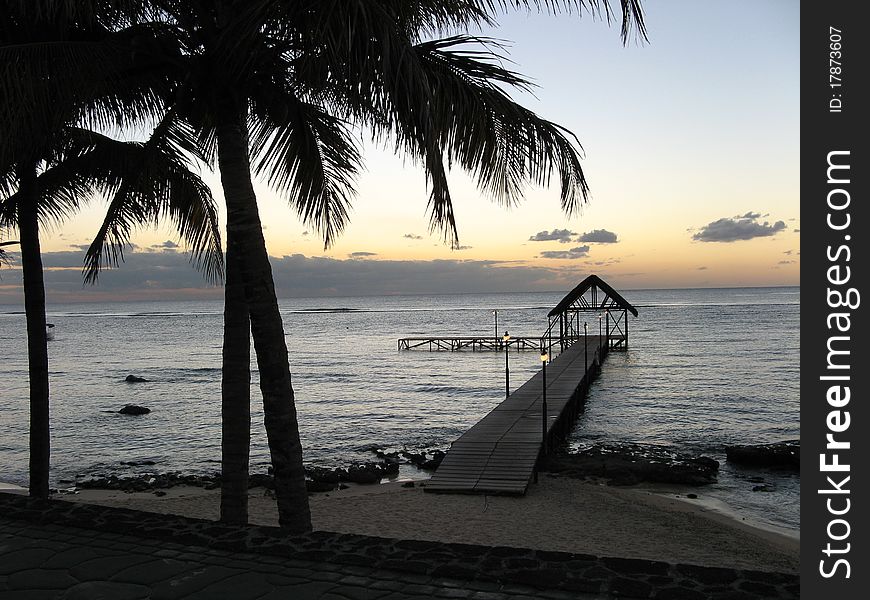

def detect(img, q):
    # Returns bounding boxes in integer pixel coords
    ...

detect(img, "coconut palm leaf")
[79,117,223,283]
[0,239,18,267]
[249,93,361,248]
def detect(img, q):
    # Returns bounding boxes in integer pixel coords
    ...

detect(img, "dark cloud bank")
[578,229,618,244]
[0,249,578,303]
[539,245,590,260]
[528,228,576,243]
[693,212,786,243]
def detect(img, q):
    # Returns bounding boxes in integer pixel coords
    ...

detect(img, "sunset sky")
[1,0,799,303]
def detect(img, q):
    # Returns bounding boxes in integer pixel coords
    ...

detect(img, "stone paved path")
[0,493,799,599]
[0,517,598,600]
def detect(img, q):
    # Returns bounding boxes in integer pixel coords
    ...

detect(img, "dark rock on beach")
[76,472,222,492]
[118,405,150,415]
[368,446,446,471]
[725,440,799,470]
[124,374,147,383]
[544,443,719,486]
[403,450,446,471]
[301,461,401,491]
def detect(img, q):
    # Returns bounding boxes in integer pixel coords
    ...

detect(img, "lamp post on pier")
[503,331,511,398]
[583,322,588,374]
[605,309,610,350]
[540,348,549,457]
[598,313,603,355]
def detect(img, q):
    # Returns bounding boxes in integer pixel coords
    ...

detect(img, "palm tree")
[0,4,223,499]
[116,0,645,531]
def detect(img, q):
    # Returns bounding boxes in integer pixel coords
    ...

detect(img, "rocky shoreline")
[62,446,448,495]
[544,439,801,487]
[545,443,720,486]
[725,440,799,470]
[57,441,797,495]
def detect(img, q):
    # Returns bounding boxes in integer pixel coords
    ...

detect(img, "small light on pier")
[540,350,549,362]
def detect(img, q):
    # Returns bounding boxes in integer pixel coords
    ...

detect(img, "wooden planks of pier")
[426,335,618,495]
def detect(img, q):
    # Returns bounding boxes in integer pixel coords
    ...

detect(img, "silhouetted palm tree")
[121,0,645,531]
[1,4,223,499]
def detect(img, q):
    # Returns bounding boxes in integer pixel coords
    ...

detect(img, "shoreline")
[40,475,799,573]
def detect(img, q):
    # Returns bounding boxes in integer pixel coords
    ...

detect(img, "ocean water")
[0,287,799,531]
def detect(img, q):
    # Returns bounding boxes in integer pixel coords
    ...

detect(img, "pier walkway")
[419,275,638,496]
[426,335,615,495]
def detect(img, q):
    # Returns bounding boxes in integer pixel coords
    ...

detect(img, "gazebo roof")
[548,274,638,318]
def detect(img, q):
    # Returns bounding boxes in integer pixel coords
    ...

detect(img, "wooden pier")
[418,275,638,496]
[397,336,540,352]
[425,335,614,494]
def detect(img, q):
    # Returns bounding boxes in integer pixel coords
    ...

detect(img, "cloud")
[692,213,787,242]
[403,233,423,240]
[793,229,800,233]
[150,240,179,250]
[778,260,795,265]
[302,231,310,236]
[578,229,618,244]
[539,245,590,259]
[455,245,472,250]
[348,251,377,258]
[528,228,577,243]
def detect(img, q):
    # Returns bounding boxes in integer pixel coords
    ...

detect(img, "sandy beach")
[62,475,799,574]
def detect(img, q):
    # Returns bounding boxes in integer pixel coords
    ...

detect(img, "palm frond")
[79,115,223,284]
[249,93,360,248]
[415,36,588,212]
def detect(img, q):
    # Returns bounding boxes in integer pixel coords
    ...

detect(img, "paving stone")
[328,585,392,600]
[676,564,738,585]
[737,580,779,596]
[470,592,510,600]
[8,569,79,590]
[431,564,479,581]
[150,565,244,600]
[110,558,194,585]
[0,590,61,599]
[261,580,337,599]
[654,587,707,600]
[603,558,669,576]
[40,547,104,569]
[432,587,474,598]
[376,559,432,575]
[264,573,306,586]
[69,554,155,581]
[610,576,653,598]
[708,591,758,600]
[56,581,151,600]
[183,571,278,600]
[0,548,56,575]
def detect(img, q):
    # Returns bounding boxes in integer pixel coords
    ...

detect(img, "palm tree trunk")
[17,163,50,499]
[220,248,251,524]
[216,102,312,533]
